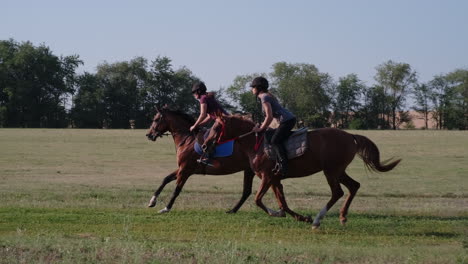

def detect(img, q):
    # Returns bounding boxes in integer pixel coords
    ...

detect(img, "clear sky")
[2,0,467,90]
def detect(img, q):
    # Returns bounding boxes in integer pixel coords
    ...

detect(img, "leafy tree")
[71,72,104,128]
[226,74,263,123]
[0,39,81,127]
[374,60,417,129]
[357,85,389,129]
[412,83,432,129]
[429,75,452,129]
[445,69,468,129]
[331,74,364,128]
[143,56,199,121]
[271,62,332,128]
[95,57,148,128]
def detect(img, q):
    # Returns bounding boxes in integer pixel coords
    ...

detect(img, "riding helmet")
[192,81,207,95]
[250,76,269,92]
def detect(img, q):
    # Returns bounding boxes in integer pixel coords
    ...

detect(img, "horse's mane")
[162,109,195,125]
[231,113,254,123]
[226,114,255,131]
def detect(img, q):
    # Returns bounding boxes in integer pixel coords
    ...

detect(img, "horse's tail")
[353,134,401,173]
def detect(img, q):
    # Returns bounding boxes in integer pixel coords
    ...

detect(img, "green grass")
[0,129,467,263]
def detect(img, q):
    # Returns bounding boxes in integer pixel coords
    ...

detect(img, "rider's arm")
[258,102,273,131]
[193,103,208,128]
[199,115,212,126]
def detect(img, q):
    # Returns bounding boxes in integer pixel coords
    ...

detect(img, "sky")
[2,0,468,90]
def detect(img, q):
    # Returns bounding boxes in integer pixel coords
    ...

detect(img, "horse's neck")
[167,116,193,147]
[167,125,188,143]
[228,118,258,154]
[230,118,254,137]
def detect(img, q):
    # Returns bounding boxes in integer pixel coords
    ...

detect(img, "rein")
[216,130,255,145]
[214,117,264,153]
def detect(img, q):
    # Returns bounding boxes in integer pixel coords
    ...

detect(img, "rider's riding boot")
[198,147,215,167]
[273,144,288,176]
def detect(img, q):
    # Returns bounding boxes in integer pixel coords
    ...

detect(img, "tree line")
[1,39,467,130]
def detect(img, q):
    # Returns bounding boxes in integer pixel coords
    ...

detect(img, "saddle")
[264,127,308,160]
[193,128,234,158]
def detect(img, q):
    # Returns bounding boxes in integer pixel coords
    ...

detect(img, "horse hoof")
[277,209,286,217]
[267,208,285,217]
[312,224,320,230]
[340,219,347,226]
[158,207,170,214]
[148,196,157,208]
[225,209,237,214]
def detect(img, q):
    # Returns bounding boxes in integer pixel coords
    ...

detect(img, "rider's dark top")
[199,94,228,119]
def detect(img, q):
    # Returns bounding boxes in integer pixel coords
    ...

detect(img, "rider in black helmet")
[250,76,296,176]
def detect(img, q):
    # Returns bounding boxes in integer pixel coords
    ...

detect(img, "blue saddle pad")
[194,140,234,157]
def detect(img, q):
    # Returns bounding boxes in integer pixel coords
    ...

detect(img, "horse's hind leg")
[148,170,177,207]
[312,169,345,229]
[226,168,255,214]
[338,172,360,225]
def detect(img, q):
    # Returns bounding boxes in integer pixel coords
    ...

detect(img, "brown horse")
[146,108,284,215]
[202,115,401,228]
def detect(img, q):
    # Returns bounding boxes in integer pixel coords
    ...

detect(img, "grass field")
[0,128,467,263]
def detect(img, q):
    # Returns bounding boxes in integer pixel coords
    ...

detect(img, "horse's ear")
[162,104,169,110]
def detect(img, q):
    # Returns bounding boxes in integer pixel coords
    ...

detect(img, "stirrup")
[197,158,214,167]
[272,161,287,176]
[272,162,281,174]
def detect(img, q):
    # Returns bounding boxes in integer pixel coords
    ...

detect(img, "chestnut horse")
[146,108,284,215]
[203,115,401,228]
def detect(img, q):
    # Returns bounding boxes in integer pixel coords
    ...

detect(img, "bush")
[349,118,365,129]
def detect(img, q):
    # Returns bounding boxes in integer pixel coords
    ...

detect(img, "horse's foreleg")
[226,168,255,214]
[254,173,274,215]
[338,172,360,225]
[270,182,313,221]
[148,170,177,208]
[160,172,190,213]
[312,169,345,229]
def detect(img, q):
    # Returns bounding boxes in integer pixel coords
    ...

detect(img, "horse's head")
[146,110,170,141]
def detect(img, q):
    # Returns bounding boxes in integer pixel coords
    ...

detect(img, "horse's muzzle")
[146,133,157,141]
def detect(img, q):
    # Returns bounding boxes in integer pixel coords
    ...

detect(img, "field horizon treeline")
[1,38,467,130]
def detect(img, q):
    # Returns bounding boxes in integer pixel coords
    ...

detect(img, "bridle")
[148,113,170,141]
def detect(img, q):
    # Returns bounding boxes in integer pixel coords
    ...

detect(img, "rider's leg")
[271,118,296,175]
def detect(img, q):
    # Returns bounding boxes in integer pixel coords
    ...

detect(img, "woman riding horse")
[202,115,401,228]
[250,76,296,176]
[146,108,284,216]
[189,81,229,166]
